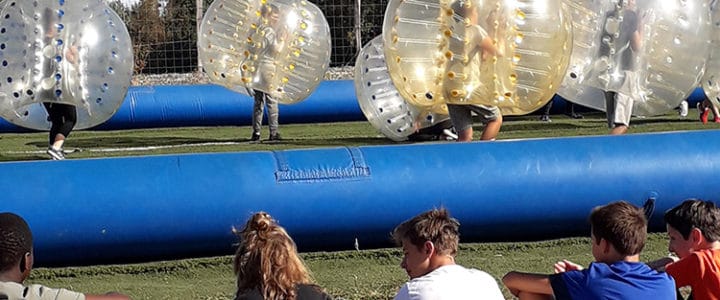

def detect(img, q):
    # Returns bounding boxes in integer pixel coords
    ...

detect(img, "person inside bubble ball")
[602,0,643,135]
[407,119,458,142]
[38,7,79,160]
[248,4,285,142]
[697,97,720,124]
[444,1,503,142]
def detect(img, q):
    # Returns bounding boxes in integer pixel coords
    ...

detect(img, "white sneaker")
[679,100,688,117]
[47,146,65,160]
[442,128,458,141]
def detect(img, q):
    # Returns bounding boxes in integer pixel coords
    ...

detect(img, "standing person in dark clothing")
[539,99,583,122]
[39,7,78,160]
[43,103,76,160]
[539,101,553,122]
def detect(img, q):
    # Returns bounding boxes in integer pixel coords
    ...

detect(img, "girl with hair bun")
[233,212,332,300]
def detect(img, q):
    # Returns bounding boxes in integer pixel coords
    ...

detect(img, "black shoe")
[570,112,583,119]
[539,115,551,122]
[269,133,281,141]
[250,132,261,141]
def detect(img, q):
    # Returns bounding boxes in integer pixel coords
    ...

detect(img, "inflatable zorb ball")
[355,36,449,141]
[701,1,720,108]
[555,0,607,105]
[383,0,572,115]
[0,0,133,130]
[199,0,331,104]
[382,0,446,113]
[560,0,711,116]
[440,0,572,115]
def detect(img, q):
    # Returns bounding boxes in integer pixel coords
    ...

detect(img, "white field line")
[4,142,245,154]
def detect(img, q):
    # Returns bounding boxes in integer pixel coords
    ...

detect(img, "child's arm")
[480,36,501,57]
[646,256,678,272]
[502,271,554,297]
[554,259,584,273]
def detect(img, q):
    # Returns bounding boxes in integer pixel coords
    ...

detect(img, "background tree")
[125,0,166,74]
[110,0,390,73]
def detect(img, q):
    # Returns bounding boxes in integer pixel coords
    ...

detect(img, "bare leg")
[52,134,66,150]
[610,125,627,135]
[481,114,503,141]
[457,127,473,142]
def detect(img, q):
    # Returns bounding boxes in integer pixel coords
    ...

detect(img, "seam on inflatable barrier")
[273,150,290,172]
[274,147,371,183]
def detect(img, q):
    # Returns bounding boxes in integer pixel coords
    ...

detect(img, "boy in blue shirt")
[502,201,676,299]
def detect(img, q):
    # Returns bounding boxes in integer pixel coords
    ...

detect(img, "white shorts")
[613,92,634,126]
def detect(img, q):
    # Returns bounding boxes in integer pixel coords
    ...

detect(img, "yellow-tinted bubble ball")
[383,0,572,115]
[199,0,331,104]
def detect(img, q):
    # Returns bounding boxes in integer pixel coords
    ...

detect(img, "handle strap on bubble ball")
[642,197,655,222]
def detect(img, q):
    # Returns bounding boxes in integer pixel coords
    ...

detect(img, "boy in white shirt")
[391,208,504,300]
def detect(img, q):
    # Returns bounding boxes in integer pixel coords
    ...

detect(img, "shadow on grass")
[0,154,47,162]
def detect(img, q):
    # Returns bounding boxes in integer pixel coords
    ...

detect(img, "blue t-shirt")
[549,261,675,300]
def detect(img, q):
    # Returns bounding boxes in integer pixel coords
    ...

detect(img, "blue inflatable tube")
[0,82,708,132]
[2,130,719,267]
[0,80,364,132]
[547,87,706,115]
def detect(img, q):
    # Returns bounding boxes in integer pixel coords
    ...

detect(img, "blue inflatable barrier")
[2,130,719,266]
[0,81,364,132]
[546,88,706,115]
[0,82,707,132]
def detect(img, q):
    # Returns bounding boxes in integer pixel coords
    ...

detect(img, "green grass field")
[0,110,715,161]
[7,110,716,299]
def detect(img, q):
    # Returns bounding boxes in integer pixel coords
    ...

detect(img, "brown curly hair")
[233,212,313,300]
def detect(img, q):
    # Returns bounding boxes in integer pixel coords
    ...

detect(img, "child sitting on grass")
[648,199,720,300]
[232,212,332,300]
[0,212,130,300]
[502,201,676,299]
[391,208,504,300]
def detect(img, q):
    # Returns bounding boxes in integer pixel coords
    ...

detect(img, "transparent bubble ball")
[198,0,331,104]
[355,36,449,141]
[0,0,133,130]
